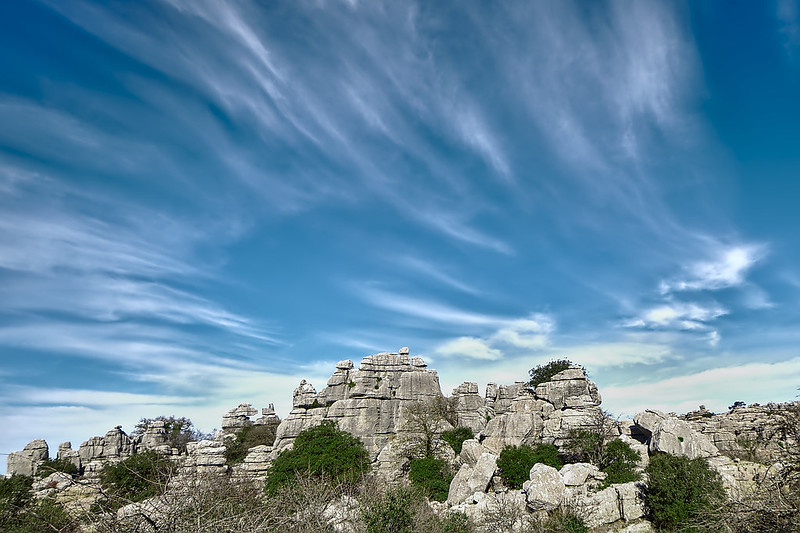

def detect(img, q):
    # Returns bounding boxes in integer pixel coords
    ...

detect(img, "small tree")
[99,450,175,508]
[399,396,457,459]
[562,409,617,465]
[528,359,584,388]
[224,424,277,465]
[264,421,370,494]
[132,415,206,452]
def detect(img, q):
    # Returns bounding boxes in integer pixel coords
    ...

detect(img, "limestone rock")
[33,472,74,495]
[559,463,600,486]
[576,486,622,528]
[649,417,719,459]
[6,439,49,477]
[451,382,490,433]
[632,410,668,438]
[272,351,444,460]
[523,463,565,511]
[534,367,601,410]
[139,419,169,449]
[446,452,497,505]
[459,439,491,467]
[57,442,82,472]
[615,481,647,521]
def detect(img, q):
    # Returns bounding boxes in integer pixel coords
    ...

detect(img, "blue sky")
[2,0,800,464]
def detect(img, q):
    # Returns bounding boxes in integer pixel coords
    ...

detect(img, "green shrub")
[224,423,277,465]
[99,450,174,505]
[441,511,472,533]
[601,439,640,486]
[441,426,474,454]
[264,421,370,494]
[542,509,589,533]
[409,457,453,502]
[528,359,583,388]
[497,444,562,489]
[35,457,79,478]
[360,484,417,533]
[644,453,725,531]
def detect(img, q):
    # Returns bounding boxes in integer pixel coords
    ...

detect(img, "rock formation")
[5,348,798,533]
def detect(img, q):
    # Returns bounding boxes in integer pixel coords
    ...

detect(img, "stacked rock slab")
[271,349,444,460]
[480,367,605,454]
[6,439,48,477]
[79,426,136,475]
[681,402,798,463]
[451,382,491,433]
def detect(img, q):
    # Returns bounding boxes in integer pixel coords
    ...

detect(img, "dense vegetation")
[644,453,725,531]
[528,359,583,387]
[264,420,370,494]
[441,426,474,454]
[224,423,277,464]
[496,444,563,489]
[98,450,174,507]
[408,457,453,502]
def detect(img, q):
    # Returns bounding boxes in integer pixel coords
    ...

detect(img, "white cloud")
[435,337,502,361]
[560,341,674,368]
[490,315,554,349]
[602,357,800,416]
[661,245,766,293]
[630,302,727,330]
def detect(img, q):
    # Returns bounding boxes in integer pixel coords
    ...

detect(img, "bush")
[644,453,725,531]
[99,450,174,505]
[601,439,640,486]
[1,475,77,532]
[35,457,79,478]
[264,421,370,494]
[441,426,474,454]
[224,423,277,465]
[497,444,562,489]
[441,511,472,533]
[409,457,453,502]
[528,359,583,388]
[360,484,417,533]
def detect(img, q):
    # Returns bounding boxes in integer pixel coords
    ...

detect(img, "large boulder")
[6,439,49,476]
[523,463,565,511]
[446,452,498,505]
[649,418,719,459]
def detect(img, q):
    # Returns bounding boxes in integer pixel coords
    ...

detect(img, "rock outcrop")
[6,439,48,477]
[271,350,444,461]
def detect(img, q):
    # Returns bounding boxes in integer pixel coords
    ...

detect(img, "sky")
[2,0,800,467]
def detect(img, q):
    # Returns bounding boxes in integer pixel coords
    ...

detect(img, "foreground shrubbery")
[0,475,77,532]
[409,457,453,501]
[497,444,562,489]
[644,452,725,531]
[264,420,370,494]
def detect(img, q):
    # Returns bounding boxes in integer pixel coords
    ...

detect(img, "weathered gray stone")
[7,439,49,476]
[446,452,497,505]
[649,417,719,459]
[459,439,491,467]
[559,463,599,486]
[523,463,565,511]
[576,486,622,528]
[57,442,82,472]
[615,482,646,521]
[534,367,601,410]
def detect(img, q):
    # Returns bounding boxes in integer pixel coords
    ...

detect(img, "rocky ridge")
[6,348,797,532]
